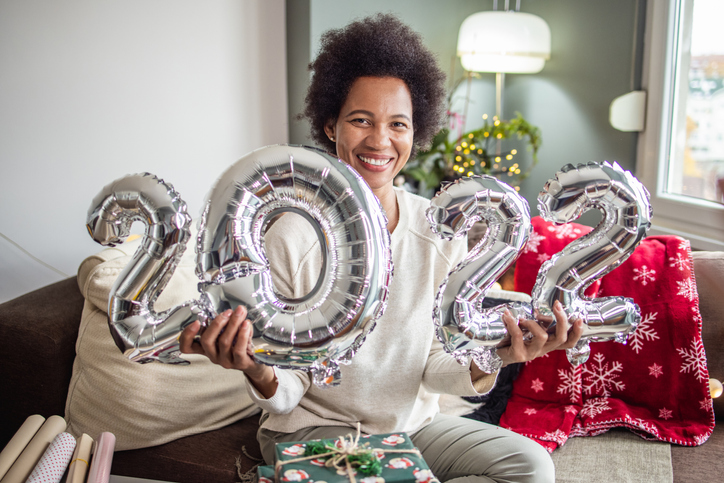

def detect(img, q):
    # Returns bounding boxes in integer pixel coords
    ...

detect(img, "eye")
[392,121,409,129]
[350,118,370,126]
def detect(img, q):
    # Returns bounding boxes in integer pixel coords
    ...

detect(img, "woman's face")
[324,76,414,193]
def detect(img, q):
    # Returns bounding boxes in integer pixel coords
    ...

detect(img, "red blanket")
[500,217,715,452]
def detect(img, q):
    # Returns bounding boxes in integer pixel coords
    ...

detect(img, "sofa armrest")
[0,277,84,446]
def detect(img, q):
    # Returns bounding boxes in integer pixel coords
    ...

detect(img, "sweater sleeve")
[420,231,499,397]
[422,337,499,396]
[243,213,320,412]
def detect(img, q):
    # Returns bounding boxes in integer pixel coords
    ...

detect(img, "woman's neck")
[373,185,399,233]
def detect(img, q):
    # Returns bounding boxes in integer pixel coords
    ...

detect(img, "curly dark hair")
[303,14,447,158]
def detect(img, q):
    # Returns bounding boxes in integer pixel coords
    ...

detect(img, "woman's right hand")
[179,305,278,398]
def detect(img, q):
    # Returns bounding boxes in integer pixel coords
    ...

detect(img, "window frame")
[637,0,724,251]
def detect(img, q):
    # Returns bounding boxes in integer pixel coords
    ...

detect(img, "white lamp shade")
[457,11,551,74]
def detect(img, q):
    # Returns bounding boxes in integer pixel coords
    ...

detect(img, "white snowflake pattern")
[524,408,538,416]
[659,408,673,420]
[677,338,708,382]
[676,278,697,302]
[700,399,713,411]
[557,366,582,403]
[542,429,569,446]
[582,353,625,397]
[537,253,551,263]
[565,405,580,415]
[624,414,660,437]
[628,312,659,354]
[633,265,656,286]
[668,252,688,271]
[531,378,544,393]
[547,224,582,239]
[679,239,691,251]
[524,230,546,253]
[580,398,611,418]
[648,363,664,379]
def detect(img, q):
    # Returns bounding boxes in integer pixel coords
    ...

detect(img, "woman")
[180,14,582,483]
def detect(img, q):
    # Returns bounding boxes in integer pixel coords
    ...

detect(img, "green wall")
[287,0,646,223]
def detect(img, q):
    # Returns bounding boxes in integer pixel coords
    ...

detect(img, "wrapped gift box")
[267,432,438,483]
[258,464,275,483]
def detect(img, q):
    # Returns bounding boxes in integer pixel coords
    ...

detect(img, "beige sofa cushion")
[65,235,259,451]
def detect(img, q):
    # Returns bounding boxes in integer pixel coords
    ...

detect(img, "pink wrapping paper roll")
[0,415,66,483]
[65,433,93,483]
[0,415,45,480]
[86,432,115,483]
[25,432,76,483]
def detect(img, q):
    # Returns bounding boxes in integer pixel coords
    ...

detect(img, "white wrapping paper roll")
[0,415,45,480]
[65,434,94,483]
[25,432,76,483]
[0,415,66,483]
[87,432,116,483]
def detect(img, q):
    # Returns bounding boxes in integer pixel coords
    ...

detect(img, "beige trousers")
[257,413,555,483]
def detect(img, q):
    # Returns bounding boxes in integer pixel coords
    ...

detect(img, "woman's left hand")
[496,299,584,367]
[471,300,584,380]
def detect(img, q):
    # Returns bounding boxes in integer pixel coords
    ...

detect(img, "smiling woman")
[180,13,582,483]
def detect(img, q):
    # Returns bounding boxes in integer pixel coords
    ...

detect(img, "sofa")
[1,234,722,483]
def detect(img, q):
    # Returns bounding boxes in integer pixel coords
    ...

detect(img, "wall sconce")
[609,90,647,132]
[457,0,551,118]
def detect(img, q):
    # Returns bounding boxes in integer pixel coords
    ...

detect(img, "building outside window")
[638,0,724,250]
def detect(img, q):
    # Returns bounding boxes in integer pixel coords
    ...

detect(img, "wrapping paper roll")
[0,415,45,480]
[25,432,76,483]
[0,415,66,483]
[65,434,94,483]
[87,432,115,483]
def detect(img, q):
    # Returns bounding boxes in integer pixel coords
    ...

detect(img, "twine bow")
[275,424,421,483]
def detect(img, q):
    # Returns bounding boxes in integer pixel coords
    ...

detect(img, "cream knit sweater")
[246,188,498,435]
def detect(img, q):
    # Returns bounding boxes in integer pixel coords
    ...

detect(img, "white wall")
[0,0,288,303]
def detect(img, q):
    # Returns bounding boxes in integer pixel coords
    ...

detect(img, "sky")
[691,0,724,56]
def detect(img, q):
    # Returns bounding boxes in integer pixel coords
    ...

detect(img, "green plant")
[401,112,541,198]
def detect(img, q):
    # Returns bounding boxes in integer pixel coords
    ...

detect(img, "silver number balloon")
[427,176,531,373]
[533,161,652,365]
[86,173,196,365]
[86,144,393,387]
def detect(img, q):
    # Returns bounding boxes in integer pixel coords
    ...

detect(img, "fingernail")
[554,300,562,309]
[223,309,232,317]
[235,305,244,314]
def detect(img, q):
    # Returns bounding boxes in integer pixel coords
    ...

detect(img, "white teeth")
[358,155,392,166]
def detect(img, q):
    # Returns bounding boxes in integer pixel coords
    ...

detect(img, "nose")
[365,124,392,150]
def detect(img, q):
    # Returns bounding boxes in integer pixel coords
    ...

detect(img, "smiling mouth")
[358,155,393,166]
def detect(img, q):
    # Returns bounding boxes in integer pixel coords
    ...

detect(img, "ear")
[323,121,336,142]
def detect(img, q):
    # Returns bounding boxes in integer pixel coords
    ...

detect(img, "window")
[637,0,724,250]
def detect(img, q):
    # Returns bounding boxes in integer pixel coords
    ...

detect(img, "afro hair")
[302,13,447,158]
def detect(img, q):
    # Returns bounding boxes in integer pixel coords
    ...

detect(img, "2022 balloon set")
[86,144,651,387]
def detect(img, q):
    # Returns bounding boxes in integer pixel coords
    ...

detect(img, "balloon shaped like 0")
[86,144,394,387]
[533,161,652,365]
[427,175,531,374]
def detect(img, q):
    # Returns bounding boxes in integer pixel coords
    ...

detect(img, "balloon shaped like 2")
[534,161,652,366]
[86,145,394,387]
[427,176,531,374]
